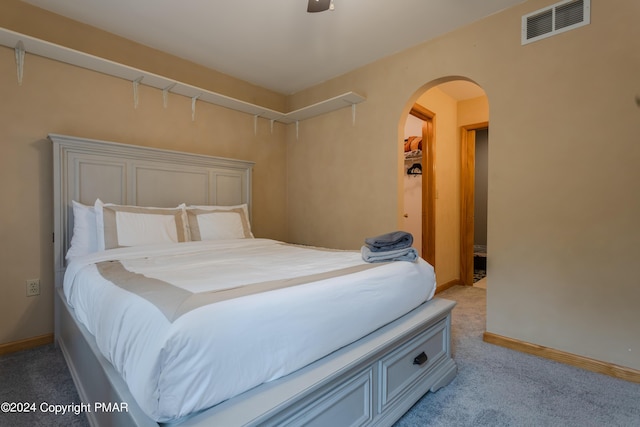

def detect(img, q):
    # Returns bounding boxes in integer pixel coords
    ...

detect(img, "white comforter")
[63,239,436,422]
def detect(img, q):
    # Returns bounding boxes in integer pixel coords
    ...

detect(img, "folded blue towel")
[361,245,418,263]
[364,231,413,252]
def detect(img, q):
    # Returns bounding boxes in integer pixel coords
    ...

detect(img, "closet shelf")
[404,150,422,160]
[0,27,365,124]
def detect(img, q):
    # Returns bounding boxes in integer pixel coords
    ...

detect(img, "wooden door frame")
[460,122,488,286]
[410,104,436,268]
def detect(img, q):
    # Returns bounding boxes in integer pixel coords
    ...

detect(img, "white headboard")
[51,133,254,287]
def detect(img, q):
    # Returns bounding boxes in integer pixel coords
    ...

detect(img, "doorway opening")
[401,78,488,291]
[461,124,489,288]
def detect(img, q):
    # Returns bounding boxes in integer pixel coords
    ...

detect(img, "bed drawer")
[281,367,373,427]
[378,318,447,412]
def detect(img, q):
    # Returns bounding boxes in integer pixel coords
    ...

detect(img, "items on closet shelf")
[361,231,417,263]
[407,163,422,175]
[404,136,422,152]
[404,136,423,175]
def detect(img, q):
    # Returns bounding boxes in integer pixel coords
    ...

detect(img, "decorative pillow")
[186,206,253,241]
[66,200,98,260]
[95,199,189,250]
[189,204,254,236]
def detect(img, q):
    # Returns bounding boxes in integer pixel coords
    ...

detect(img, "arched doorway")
[401,78,488,291]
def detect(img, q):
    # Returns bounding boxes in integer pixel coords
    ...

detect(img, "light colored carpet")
[0,343,88,426]
[394,285,640,426]
[473,276,487,289]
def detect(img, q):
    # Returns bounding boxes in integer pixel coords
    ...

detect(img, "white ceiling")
[437,80,488,101]
[23,0,525,95]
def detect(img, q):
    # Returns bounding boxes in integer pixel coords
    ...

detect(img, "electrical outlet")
[26,279,40,297]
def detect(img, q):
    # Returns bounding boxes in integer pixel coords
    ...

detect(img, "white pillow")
[94,199,107,250]
[186,205,253,240]
[95,199,189,250]
[66,200,98,260]
[190,204,251,219]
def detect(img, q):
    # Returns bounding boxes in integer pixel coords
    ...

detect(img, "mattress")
[63,238,436,423]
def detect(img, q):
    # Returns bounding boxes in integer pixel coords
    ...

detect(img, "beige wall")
[0,2,288,344]
[285,0,640,370]
[2,0,639,373]
[458,96,490,128]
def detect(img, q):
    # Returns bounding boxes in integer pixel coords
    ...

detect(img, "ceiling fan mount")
[307,0,334,13]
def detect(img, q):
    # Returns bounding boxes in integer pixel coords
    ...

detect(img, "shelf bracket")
[270,119,275,134]
[254,115,259,135]
[15,41,25,86]
[352,103,357,125]
[132,77,143,109]
[191,94,201,121]
[296,121,299,140]
[162,83,176,108]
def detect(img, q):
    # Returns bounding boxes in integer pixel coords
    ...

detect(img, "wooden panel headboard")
[50,134,254,287]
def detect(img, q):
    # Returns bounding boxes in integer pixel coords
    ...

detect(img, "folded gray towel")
[361,245,418,263]
[364,231,413,252]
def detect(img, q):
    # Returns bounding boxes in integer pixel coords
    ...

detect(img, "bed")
[51,134,457,426]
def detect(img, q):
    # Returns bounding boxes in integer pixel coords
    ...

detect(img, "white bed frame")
[51,134,457,427]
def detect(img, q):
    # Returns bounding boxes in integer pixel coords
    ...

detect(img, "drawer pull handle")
[413,351,428,366]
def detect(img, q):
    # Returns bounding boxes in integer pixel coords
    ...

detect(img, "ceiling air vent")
[522,0,590,45]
